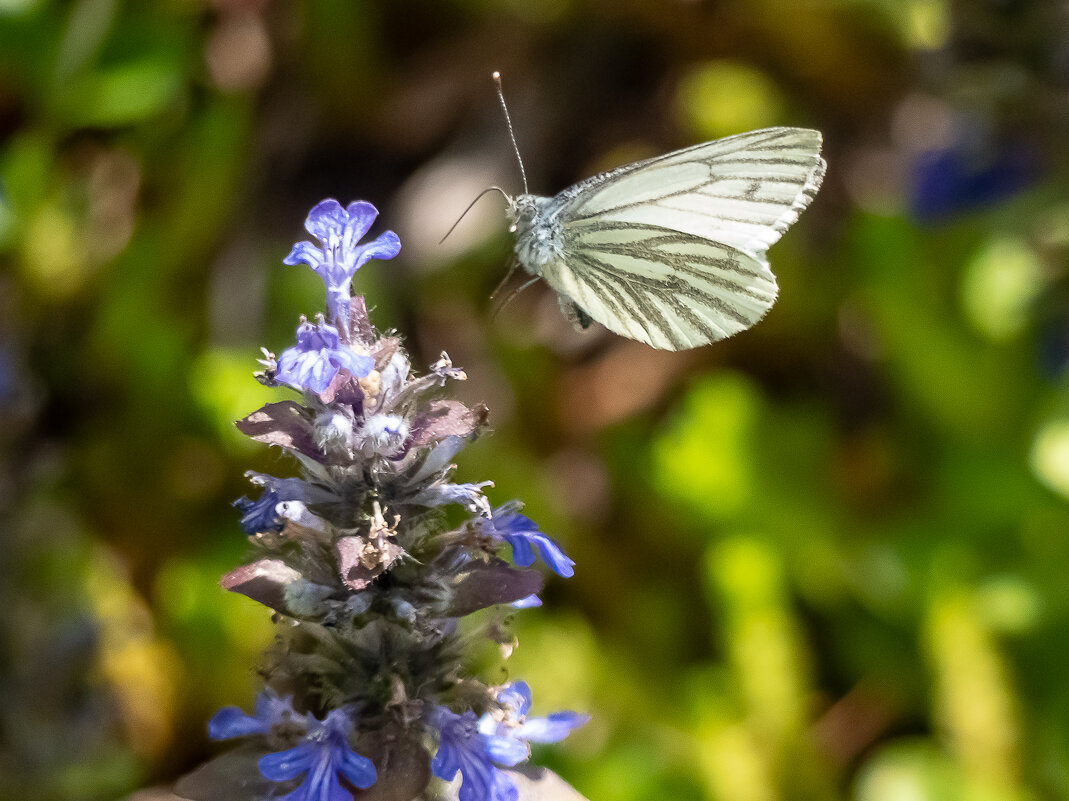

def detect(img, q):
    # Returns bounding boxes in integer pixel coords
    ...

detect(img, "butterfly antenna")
[490,273,541,322]
[493,71,528,195]
[439,185,509,245]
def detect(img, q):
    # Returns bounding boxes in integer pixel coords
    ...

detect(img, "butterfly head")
[506,194,562,270]
[504,193,539,232]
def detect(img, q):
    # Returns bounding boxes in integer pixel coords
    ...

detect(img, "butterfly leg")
[559,297,593,331]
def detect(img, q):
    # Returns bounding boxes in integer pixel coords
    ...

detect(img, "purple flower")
[234,489,286,535]
[910,141,1039,222]
[478,682,588,755]
[487,503,574,578]
[284,200,401,330]
[429,686,586,801]
[208,688,296,739]
[210,694,377,801]
[276,317,374,395]
[412,479,493,517]
[234,474,328,535]
[429,707,517,801]
[259,708,376,800]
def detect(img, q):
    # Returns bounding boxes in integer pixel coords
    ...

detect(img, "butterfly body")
[504,127,825,351]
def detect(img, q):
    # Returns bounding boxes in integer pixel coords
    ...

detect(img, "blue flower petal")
[505,534,536,568]
[353,230,401,269]
[532,534,575,578]
[209,690,295,739]
[255,692,293,724]
[234,490,283,535]
[429,745,461,782]
[304,199,348,242]
[235,477,335,534]
[334,348,374,378]
[260,742,316,782]
[479,683,534,765]
[456,762,493,801]
[490,769,519,801]
[490,505,575,578]
[277,349,328,394]
[288,746,343,801]
[283,240,325,270]
[208,706,269,739]
[431,708,495,801]
[516,711,590,743]
[499,682,532,717]
[341,201,378,248]
[501,531,574,578]
[337,745,377,789]
[475,682,589,770]
[482,734,529,767]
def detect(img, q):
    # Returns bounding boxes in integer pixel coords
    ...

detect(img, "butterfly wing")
[561,127,825,254]
[537,127,824,349]
[541,222,778,350]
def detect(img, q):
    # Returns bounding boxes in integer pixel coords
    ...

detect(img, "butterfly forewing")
[540,222,778,350]
[563,127,825,256]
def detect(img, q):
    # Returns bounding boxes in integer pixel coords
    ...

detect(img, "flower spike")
[182,199,588,801]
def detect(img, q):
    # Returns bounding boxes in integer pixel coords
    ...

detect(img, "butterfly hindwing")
[539,221,778,350]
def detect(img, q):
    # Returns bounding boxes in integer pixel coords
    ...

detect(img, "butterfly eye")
[508,223,518,233]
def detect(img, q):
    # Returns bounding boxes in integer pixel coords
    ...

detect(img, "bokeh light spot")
[20,201,86,300]
[960,236,1045,341]
[976,575,1040,635]
[1030,419,1069,499]
[653,374,760,523]
[854,739,961,801]
[904,0,950,51]
[191,348,278,452]
[677,61,785,141]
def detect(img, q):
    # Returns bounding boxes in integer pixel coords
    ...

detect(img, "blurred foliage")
[2,0,1069,800]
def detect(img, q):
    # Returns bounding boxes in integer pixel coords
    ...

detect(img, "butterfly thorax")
[506,194,564,273]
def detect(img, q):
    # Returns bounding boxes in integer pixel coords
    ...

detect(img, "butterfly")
[491,78,825,351]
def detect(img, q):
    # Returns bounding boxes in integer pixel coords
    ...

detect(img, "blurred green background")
[3,0,1069,799]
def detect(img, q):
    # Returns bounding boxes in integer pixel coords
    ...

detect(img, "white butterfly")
[495,94,825,351]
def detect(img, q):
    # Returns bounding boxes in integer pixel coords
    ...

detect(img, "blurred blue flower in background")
[910,125,1040,221]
